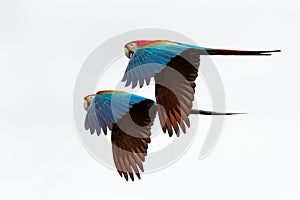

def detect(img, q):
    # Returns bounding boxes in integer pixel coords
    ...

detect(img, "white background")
[1,0,299,199]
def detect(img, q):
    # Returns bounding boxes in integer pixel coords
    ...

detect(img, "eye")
[130,43,134,46]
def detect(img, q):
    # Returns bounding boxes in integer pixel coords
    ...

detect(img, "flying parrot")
[83,90,240,181]
[122,40,280,136]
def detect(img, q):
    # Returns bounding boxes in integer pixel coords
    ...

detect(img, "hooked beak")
[83,95,94,111]
[83,99,89,111]
[124,47,134,59]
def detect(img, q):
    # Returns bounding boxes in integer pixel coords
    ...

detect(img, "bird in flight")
[83,90,240,181]
[122,40,280,136]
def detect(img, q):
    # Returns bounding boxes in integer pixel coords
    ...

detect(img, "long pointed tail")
[199,48,281,56]
[191,109,246,115]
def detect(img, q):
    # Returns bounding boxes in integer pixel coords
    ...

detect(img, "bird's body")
[84,91,156,181]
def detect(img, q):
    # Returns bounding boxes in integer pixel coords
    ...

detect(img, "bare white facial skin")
[83,96,94,111]
[124,42,137,59]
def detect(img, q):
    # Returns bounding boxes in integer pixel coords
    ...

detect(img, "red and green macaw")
[83,90,239,181]
[123,40,280,136]
[84,90,155,181]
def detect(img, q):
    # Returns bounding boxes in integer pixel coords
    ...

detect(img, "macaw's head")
[124,40,158,58]
[124,40,174,59]
[124,41,138,59]
[83,94,95,111]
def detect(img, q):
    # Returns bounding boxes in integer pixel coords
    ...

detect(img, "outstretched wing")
[155,48,200,137]
[84,91,149,135]
[122,42,191,88]
[111,99,156,181]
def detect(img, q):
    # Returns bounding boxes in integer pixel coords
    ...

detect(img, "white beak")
[83,100,88,111]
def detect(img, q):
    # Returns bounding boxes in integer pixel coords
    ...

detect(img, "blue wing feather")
[122,43,198,88]
[85,91,153,135]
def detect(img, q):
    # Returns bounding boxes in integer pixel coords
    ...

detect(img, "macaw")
[122,40,280,136]
[83,90,240,181]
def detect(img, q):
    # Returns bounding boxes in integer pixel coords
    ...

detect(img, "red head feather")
[125,40,177,48]
[84,94,95,100]
[96,90,126,94]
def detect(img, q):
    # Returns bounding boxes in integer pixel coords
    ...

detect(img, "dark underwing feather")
[111,99,156,181]
[155,48,200,136]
